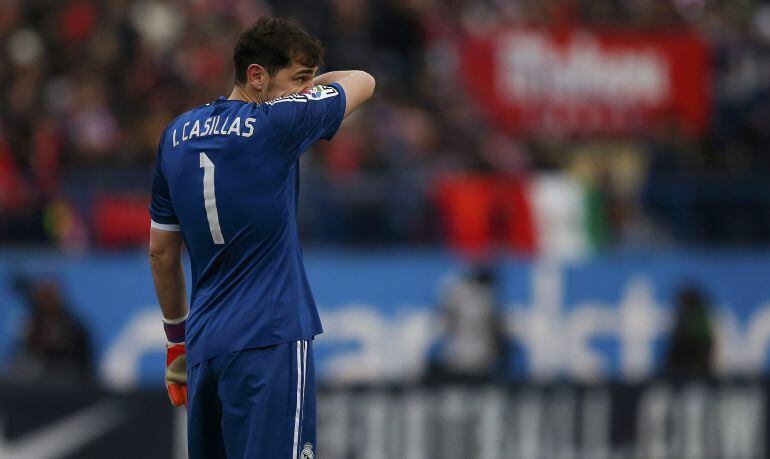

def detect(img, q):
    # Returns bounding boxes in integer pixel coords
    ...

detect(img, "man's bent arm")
[149,228,188,321]
[314,70,375,118]
[313,71,354,86]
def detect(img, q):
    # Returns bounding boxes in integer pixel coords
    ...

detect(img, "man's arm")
[149,227,189,407]
[149,228,188,321]
[313,70,375,118]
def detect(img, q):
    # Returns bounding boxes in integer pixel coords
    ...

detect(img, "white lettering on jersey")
[172,117,258,146]
[227,117,241,136]
[219,117,230,136]
[243,118,255,137]
[202,118,213,136]
[212,116,221,135]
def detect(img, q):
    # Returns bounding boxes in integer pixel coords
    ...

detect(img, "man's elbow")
[149,243,178,269]
[340,71,376,118]
[148,247,162,265]
[149,228,183,267]
[357,71,376,99]
[148,247,166,269]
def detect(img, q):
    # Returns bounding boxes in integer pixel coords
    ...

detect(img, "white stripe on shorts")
[292,341,304,459]
[298,342,308,445]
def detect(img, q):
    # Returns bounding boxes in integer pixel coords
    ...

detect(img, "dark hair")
[233,17,324,84]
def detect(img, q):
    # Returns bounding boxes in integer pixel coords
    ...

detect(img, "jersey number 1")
[200,152,225,244]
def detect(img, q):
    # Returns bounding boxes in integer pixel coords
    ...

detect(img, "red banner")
[459,27,711,135]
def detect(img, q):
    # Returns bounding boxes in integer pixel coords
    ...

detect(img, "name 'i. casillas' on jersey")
[172,116,257,146]
[173,86,341,147]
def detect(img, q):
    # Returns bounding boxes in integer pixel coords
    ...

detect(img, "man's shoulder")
[265,85,342,108]
[161,107,199,141]
[166,102,214,129]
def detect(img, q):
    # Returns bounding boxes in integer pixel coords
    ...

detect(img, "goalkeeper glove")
[163,315,187,407]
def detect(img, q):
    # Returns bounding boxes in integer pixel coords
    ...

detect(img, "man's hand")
[164,316,187,407]
[166,343,187,406]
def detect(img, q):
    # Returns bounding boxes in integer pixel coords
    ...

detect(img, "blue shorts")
[187,340,316,459]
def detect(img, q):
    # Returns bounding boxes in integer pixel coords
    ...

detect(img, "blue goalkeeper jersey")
[149,84,346,366]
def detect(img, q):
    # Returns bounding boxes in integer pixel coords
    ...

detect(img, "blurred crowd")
[8,277,92,383]
[6,269,715,385]
[2,0,770,249]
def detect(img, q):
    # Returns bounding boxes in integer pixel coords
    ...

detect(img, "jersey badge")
[301,442,314,459]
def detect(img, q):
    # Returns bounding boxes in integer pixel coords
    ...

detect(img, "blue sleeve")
[148,131,180,231]
[265,83,346,160]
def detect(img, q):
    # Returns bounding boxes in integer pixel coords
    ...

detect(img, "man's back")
[150,84,346,366]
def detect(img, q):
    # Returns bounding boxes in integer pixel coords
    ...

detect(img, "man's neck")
[228,85,266,104]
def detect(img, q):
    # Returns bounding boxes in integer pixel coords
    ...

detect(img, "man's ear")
[246,64,269,91]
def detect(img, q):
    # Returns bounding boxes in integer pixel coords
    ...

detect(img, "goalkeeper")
[148,17,375,459]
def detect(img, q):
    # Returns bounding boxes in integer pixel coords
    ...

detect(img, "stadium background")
[1,0,769,458]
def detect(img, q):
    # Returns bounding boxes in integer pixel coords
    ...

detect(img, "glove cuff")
[163,313,188,344]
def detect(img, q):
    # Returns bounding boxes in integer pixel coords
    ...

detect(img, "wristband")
[163,313,187,344]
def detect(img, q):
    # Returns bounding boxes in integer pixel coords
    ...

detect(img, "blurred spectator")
[8,279,92,384]
[425,266,510,383]
[663,285,715,378]
[1,0,770,250]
